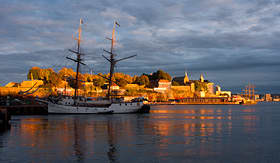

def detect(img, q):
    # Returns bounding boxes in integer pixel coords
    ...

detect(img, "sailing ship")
[241,84,258,105]
[47,19,150,113]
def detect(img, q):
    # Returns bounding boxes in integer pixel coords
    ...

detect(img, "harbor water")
[1,103,280,162]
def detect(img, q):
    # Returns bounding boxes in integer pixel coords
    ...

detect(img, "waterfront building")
[111,83,120,90]
[173,72,215,95]
[206,82,215,95]
[232,95,244,103]
[0,79,44,96]
[265,94,272,101]
[271,94,280,101]
[172,72,190,85]
[255,94,260,100]
[216,85,221,96]
[216,85,231,97]
[190,83,195,93]
[56,88,75,96]
[101,83,119,90]
[4,82,18,88]
[171,85,192,92]
[20,80,44,88]
[200,91,205,97]
[153,79,171,93]
[220,91,231,97]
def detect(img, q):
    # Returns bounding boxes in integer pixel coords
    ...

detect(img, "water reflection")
[150,105,236,140]
[73,118,84,162]
[0,104,268,162]
[106,117,118,163]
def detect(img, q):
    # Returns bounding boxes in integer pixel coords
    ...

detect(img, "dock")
[0,104,47,131]
[149,102,240,105]
[1,104,48,115]
[0,95,48,115]
[149,97,241,105]
[0,107,11,130]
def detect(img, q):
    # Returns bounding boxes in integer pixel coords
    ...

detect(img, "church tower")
[184,71,189,84]
[200,73,204,82]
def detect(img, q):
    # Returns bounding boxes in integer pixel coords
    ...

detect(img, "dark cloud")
[1,0,280,93]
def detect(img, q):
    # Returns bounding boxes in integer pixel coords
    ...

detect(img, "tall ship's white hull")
[48,101,148,114]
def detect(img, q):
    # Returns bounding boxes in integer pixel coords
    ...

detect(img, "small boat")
[47,19,150,114]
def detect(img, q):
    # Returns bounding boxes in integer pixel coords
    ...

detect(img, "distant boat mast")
[242,83,255,100]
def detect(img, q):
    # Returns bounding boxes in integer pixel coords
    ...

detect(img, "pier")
[0,95,48,130]
[149,97,240,105]
[0,104,47,131]
[0,95,48,115]
[1,105,48,115]
[0,107,10,130]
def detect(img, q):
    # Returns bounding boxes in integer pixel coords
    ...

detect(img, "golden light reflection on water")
[151,109,196,114]
[242,108,256,113]
[4,105,260,162]
[150,106,258,141]
[151,106,258,158]
[151,108,232,120]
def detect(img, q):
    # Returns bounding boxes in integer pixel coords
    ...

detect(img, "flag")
[115,21,120,27]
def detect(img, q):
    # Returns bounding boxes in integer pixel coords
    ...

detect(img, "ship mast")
[66,19,86,104]
[242,83,256,100]
[103,21,136,100]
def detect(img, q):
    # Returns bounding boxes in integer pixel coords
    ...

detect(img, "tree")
[83,73,92,82]
[116,78,128,87]
[92,78,105,87]
[149,69,171,81]
[172,81,180,86]
[133,74,150,86]
[49,72,63,88]
[58,67,76,79]
[27,67,41,80]
[27,67,55,82]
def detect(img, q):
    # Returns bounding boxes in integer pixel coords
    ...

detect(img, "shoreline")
[148,102,241,105]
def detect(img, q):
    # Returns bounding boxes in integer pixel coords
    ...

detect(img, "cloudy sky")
[1,0,280,93]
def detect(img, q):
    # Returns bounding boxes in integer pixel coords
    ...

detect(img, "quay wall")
[0,107,11,130]
[2,105,48,115]
[149,102,239,105]
[149,97,240,105]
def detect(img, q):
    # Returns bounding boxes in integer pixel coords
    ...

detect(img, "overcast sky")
[1,0,280,93]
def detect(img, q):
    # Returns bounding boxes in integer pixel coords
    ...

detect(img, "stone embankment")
[0,107,10,130]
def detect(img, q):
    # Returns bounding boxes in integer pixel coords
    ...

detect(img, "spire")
[184,71,189,83]
[200,73,204,82]
[30,72,33,81]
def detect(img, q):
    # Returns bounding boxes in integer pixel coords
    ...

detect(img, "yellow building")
[20,80,44,88]
[172,72,190,85]
[125,84,142,90]
[171,85,191,92]
[5,82,17,87]
[206,82,214,94]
